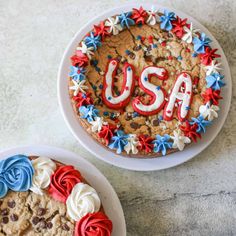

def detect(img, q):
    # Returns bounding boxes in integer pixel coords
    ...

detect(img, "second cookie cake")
[68,6,225,157]
[0,155,112,236]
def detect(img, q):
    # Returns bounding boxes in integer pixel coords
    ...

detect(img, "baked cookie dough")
[68,7,225,157]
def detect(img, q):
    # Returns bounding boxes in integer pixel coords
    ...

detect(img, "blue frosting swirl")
[0,155,34,198]
[193,33,212,54]
[118,12,135,29]
[152,134,172,156]
[84,32,101,50]
[69,66,86,82]
[160,10,176,31]
[206,73,225,90]
[190,115,212,133]
[108,130,129,154]
[79,105,99,123]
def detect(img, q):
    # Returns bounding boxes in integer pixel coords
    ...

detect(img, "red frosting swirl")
[131,7,148,25]
[98,123,116,145]
[71,50,89,67]
[180,121,201,142]
[94,21,110,41]
[74,212,113,236]
[202,88,222,105]
[49,165,82,203]
[200,47,220,65]
[73,92,93,108]
[138,135,154,153]
[172,16,189,38]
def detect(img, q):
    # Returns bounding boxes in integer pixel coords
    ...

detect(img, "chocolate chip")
[94,98,102,105]
[47,222,53,229]
[147,45,152,51]
[2,217,9,224]
[125,113,132,121]
[116,56,122,62]
[144,55,153,62]
[0,200,3,206]
[62,224,70,231]
[130,122,140,130]
[10,214,18,222]
[134,88,140,97]
[1,208,9,216]
[7,200,16,208]
[37,208,46,216]
[121,58,127,64]
[116,68,122,75]
[129,52,135,59]
[133,45,142,51]
[32,216,40,225]
[152,119,159,126]
[113,86,120,96]
[39,220,47,229]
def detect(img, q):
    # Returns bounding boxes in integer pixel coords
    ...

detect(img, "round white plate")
[0,145,126,236]
[57,3,232,171]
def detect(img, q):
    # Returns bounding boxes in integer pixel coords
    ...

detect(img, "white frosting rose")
[66,183,101,221]
[30,156,56,195]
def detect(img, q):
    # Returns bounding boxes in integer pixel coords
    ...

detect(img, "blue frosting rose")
[0,155,34,198]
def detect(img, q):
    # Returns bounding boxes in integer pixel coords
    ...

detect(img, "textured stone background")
[0,0,235,235]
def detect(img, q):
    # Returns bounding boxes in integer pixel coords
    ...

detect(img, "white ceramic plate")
[0,145,126,236]
[57,3,232,171]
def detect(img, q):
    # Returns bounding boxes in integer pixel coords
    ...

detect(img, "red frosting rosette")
[131,6,147,25]
[138,135,154,153]
[73,92,93,108]
[202,88,222,105]
[49,165,82,203]
[94,21,110,40]
[180,121,201,142]
[98,123,116,145]
[71,50,89,67]
[200,47,220,65]
[74,212,113,236]
[172,16,189,38]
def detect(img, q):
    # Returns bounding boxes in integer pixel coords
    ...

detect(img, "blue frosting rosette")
[0,155,34,198]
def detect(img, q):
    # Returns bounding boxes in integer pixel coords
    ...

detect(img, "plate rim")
[57,3,232,171]
[0,144,126,236]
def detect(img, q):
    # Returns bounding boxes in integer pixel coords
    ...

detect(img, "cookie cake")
[0,155,112,235]
[68,6,225,157]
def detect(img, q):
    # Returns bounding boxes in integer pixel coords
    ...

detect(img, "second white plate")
[0,145,126,236]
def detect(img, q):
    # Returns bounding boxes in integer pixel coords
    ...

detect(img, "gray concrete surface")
[0,0,236,235]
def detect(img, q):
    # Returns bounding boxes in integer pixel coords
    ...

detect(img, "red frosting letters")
[102,59,135,109]
[132,66,168,116]
[102,61,193,119]
[163,72,193,121]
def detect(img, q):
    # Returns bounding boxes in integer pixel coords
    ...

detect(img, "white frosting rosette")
[30,156,56,195]
[66,183,101,221]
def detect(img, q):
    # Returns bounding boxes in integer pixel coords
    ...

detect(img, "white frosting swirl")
[171,130,191,151]
[124,134,139,154]
[182,23,199,43]
[89,117,104,132]
[66,183,101,221]
[77,42,94,59]
[105,17,122,35]
[204,60,222,76]
[199,102,219,121]
[146,6,159,25]
[30,156,56,195]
